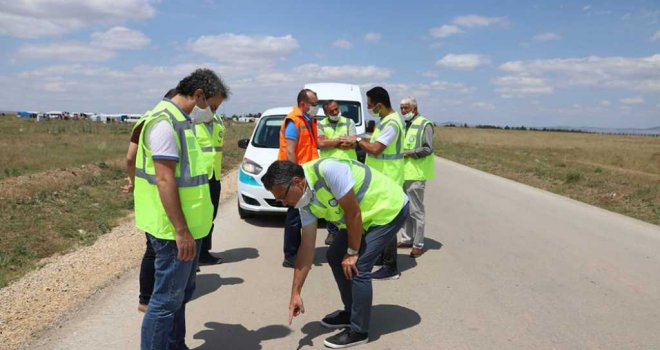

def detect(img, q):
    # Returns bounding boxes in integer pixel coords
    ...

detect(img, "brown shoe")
[138,304,148,313]
[397,242,413,249]
[410,247,424,258]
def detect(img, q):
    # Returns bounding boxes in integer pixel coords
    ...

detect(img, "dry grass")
[435,127,660,225]
[0,116,254,288]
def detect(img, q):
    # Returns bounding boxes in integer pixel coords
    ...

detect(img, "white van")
[304,82,366,136]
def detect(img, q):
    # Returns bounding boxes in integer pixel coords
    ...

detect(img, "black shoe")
[320,311,351,329]
[282,257,295,268]
[371,266,400,280]
[199,254,224,265]
[324,328,368,348]
[324,233,335,246]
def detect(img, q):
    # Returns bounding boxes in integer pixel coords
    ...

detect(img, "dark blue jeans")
[327,222,339,236]
[326,203,409,334]
[283,207,302,260]
[141,235,202,350]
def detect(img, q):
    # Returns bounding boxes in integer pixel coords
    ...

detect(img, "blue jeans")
[141,235,202,350]
[283,207,302,260]
[326,203,409,334]
[327,222,339,236]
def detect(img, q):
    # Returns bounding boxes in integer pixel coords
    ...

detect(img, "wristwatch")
[346,247,359,256]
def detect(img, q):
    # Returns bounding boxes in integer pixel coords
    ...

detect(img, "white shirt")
[147,120,179,161]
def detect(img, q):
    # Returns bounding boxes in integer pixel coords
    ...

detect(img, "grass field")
[0,116,254,288]
[435,127,660,225]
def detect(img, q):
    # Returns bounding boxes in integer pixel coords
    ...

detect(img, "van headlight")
[241,158,263,175]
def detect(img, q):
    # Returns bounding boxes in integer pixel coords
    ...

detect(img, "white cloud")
[333,39,353,49]
[452,15,510,28]
[620,96,645,105]
[492,75,554,97]
[651,30,660,41]
[91,26,150,50]
[498,54,660,92]
[429,25,463,38]
[599,100,611,106]
[533,32,561,41]
[429,80,472,92]
[292,64,391,80]
[472,102,496,110]
[436,54,490,70]
[16,42,115,62]
[0,0,155,38]
[189,34,299,68]
[365,32,382,42]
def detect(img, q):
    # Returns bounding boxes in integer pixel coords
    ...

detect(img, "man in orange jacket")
[278,88,320,267]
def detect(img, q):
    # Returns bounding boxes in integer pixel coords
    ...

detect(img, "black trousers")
[201,176,221,255]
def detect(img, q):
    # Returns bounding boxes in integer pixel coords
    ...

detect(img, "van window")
[251,115,285,148]
[317,100,361,125]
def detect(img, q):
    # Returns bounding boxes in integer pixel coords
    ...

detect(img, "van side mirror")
[366,120,376,133]
[238,139,249,149]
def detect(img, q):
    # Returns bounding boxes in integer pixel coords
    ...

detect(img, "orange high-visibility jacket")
[278,106,319,163]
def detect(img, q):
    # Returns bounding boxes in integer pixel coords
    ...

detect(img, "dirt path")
[0,169,239,350]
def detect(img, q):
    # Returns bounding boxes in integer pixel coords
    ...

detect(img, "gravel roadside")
[0,168,239,350]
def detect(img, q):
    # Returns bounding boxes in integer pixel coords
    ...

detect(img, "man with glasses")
[134,68,229,350]
[277,89,320,268]
[261,158,409,348]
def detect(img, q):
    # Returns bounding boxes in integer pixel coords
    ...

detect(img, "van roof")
[261,107,292,117]
[304,83,362,103]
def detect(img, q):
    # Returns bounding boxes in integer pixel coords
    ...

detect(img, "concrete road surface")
[26,157,660,349]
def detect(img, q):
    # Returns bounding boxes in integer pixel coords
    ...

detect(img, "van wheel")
[238,200,252,219]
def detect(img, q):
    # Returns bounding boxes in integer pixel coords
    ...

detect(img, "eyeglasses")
[275,182,293,203]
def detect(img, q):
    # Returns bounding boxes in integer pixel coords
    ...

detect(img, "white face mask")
[294,182,313,209]
[404,112,415,121]
[328,113,341,122]
[307,105,319,117]
[368,106,379,117]
[190,95,214,124]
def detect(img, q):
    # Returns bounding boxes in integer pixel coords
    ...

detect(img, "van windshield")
[317,100,361,125]
[251,115,285,148]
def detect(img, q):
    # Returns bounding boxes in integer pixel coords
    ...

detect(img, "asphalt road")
[27,157,660,349]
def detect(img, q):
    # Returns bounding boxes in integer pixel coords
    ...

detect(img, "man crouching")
[261,159,409,348]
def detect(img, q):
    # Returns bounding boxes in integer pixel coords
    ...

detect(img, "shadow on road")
[296,304,420,348]
[191,274,244,302]
[398,237,443,273]
[217,247,260,263]
[192,322,291,350]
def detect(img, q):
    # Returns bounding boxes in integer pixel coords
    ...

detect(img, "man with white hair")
[398,97,435,258]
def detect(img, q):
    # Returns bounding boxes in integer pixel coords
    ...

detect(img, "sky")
[1,0,659,128]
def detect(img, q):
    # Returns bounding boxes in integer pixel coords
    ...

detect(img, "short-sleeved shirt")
[375,124,397,146]
[298,159,409,227]
[147,120,179,161]
[285,113,313,141]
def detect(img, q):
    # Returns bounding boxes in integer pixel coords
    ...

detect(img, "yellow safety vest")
[195,114,225,179]
[318,116,357,160]
[134,99,213,240]
[365,112,405,186]
[302,158,405,231]
[403,115,435,181]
